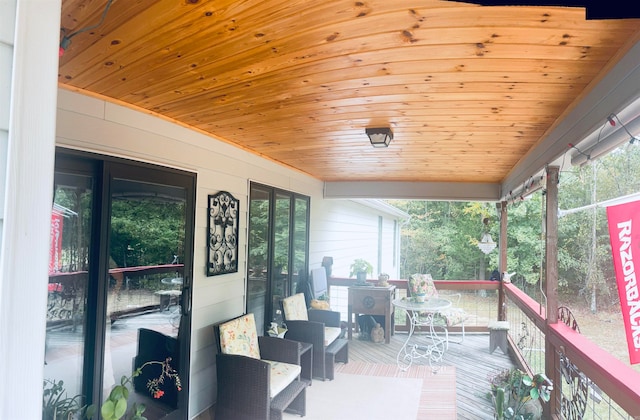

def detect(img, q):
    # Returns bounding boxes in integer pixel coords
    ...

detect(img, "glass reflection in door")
[247,186,270,335]
[44,173,93,403]
[271,193,291,325]
[103,178,186,417]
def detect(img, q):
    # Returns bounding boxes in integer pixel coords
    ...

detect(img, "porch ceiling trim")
[323,181,501,202]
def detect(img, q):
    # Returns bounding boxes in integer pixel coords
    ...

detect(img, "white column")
[0,1,61,418]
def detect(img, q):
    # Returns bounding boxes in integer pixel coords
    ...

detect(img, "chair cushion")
[408,275,469,327]
[219,313,261,359]
[409,274,438,298]
[264,360,302,398]
[324,326,341,347]
[282,293,309,321]
[436,308,469,327]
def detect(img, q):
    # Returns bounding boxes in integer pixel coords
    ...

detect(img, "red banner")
[49,210,64,274]
[606,200,640,365]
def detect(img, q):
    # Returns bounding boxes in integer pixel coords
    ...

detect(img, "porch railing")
[326,277,640,419]
[504,283,640,419]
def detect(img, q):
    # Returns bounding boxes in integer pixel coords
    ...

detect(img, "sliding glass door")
[44,150,194,420]
[246,183,310,335]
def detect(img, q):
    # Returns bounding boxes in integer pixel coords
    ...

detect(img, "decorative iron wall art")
[207,191,239,276]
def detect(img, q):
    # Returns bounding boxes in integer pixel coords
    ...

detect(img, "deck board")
[196,331,515,420]
[347,332,515,419]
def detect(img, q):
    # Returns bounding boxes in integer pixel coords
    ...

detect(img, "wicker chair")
[408,273,469,348]
[282,291,348,381]
[132,328,180,408]
[213,313,307,420]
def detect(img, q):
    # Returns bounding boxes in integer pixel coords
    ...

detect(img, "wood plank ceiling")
[58,0,640,194]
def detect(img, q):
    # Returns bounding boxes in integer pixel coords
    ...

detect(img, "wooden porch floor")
[347,331,515,419]
[196,331,515,420]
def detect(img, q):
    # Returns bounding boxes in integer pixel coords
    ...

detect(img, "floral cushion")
[282,293,309,321]
[409,274,468,327]
[218,313,261,359]
[409,274,438,298]
[434,308,469,327]
[264,360,302,398]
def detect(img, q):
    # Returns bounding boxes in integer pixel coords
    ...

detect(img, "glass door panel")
[292,197,309,295]
[44,172,93,403]
[271,193,291,324]
[247,186,270,335]
[103,178,186,417]
[247,183,309,334]
[44,151,193,420]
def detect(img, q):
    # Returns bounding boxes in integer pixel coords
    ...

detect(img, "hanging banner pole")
[606,200,640,365]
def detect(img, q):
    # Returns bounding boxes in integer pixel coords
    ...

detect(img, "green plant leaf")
[109,385,124,401]
[530,387,539,400]
[85,404,96,419]
[114,397,128,419]
[134,402,146,415]
[101,400,115,419]
[495,387,505,419]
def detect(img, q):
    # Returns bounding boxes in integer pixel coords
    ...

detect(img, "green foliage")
[86,358,181,420]
[42,379,85,420]
[248,194,309,275]
[386,141,640,310]
[488,368,553,420]
[557,142,640,308]
[110,199,185,268]
[392,200,497,280]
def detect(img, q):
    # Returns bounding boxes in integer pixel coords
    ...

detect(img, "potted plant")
[42,379,85,420]
[487,368,553,420]
[349,259,373,284]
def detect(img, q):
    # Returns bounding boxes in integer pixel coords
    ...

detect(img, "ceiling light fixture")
[366,127,393,148]
[478,233,497,255]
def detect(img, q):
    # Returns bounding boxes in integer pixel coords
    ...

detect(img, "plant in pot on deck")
[349,259,373,285]
[488,368,553,420]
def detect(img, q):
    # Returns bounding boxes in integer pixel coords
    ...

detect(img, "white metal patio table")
[392,297,452,371]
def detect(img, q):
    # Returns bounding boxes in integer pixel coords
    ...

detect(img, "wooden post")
[498,201,508,321]
[545,166,560,417]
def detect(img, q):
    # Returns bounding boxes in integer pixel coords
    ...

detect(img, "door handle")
[181,282,191,316]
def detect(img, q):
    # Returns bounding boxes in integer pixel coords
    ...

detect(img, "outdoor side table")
[348,285,396,343]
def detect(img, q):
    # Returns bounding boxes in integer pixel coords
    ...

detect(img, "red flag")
[607,200,640,365]
[49,210,64,274]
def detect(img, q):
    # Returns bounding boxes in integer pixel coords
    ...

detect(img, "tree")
[392,200,498,280]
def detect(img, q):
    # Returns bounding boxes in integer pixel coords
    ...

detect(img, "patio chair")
[408,273,468,348]
[132,328,180,408]
[282,291,348,381]
[214,313,307,420]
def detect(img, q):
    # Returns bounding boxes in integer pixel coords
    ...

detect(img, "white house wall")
[0,0,15,230]
[312,199,401,280]
[55,88,400,417]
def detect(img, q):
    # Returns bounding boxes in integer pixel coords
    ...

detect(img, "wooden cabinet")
[347,285,396,343]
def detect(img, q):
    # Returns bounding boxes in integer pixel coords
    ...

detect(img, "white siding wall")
[0,0,15,229]
[56,89,330,417]
[311,199,401,279]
